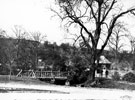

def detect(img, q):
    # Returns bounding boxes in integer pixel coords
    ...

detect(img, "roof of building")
[95,55,111,64]
[99,55,111,64]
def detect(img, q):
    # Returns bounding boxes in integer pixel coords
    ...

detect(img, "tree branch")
[85,0,97,22]
[99,8,135,55]
[101,0,116,22]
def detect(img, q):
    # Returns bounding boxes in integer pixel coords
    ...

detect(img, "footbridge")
[16,70,68,80]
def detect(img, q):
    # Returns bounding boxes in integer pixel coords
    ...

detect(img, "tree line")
[0,33,135,84]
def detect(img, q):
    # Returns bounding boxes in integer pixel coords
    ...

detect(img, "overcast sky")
[0,0,66,44]
[0,0,135,47]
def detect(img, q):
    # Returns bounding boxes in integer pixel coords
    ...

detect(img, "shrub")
[112,71,120,81]
[122,72,135,82]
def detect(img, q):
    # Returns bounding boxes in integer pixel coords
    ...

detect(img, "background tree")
[12,25,29,70]
[0,29,7,38]
[126,34,135,70]
[12,26,46,70]
[30,32,46,69]
[3,38,17,80]
[0,30,9,75]
[0,29,17,79]
[39,42,67,71]
[108,22,128,62]
[53,0,135,84]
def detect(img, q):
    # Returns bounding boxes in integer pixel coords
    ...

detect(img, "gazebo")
[95,55,111,78]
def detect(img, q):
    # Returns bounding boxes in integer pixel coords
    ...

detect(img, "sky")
[0,0,66,44]
[0,0,135,48]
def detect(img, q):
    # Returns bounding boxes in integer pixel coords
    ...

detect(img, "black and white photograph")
[0,0,135,100]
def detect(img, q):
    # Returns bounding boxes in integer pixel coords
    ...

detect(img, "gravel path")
[0,82,135,100]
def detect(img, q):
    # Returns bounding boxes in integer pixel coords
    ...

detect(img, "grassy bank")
[0,75,48,85]
[93,78,135,90]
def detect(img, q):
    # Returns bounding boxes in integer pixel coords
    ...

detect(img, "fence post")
[51,70,53,78]
[32,70,36,78]
[16,69,22,77]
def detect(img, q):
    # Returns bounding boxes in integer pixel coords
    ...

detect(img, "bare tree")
[12,25,29,39]
[52,0,135,83]
[3,39,17,80]
[12,26,29,70]
[108,22,128,62]
[30,32,46,68]
[126,34,135,54]
[30,31,46,43]
[0,28,17,80]
[126,34,135,70]
[0,29,7,38]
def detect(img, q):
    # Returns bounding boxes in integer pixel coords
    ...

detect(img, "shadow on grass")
[0,89,7,93]
[0,88,69,93]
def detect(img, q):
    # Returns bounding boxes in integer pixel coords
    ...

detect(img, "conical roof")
[99,55,111,64]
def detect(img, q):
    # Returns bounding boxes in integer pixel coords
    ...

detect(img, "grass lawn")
[0,75,49,85]
[0,75,69,93]
[94,78,135,90]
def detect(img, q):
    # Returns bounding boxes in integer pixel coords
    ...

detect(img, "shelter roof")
[96,55,111,64]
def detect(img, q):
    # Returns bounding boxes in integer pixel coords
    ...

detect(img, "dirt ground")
[0,82,135,100]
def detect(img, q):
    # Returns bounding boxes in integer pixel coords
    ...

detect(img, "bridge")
[16,70,68,80]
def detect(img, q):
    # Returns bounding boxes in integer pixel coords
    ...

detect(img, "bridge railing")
[35,71,68,78]
[16,70,68,79]
[35,71,52,78]
[16,70,36,78]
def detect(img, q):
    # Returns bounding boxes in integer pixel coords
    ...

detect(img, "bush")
[122,72,135,82]
[67,69,89,85]
[112,71,120,81]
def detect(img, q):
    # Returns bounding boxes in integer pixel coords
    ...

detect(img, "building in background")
[95,56,111,78]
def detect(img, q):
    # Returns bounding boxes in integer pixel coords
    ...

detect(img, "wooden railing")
[16,70,68,79]
[35,71,68,79]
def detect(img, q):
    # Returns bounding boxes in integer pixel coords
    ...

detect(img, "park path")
[0,82,135,100]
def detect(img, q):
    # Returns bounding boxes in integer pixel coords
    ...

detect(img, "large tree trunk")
[84,49,99,86]
[84,63,96,86]
[88,67,96,81]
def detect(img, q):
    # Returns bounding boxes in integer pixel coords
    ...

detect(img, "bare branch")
[30,31,46,43]
[50,8,69,20]
[99,8,135,55]
[73,35,81,46]
[85,0,97,22]
[101,0,116,22]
